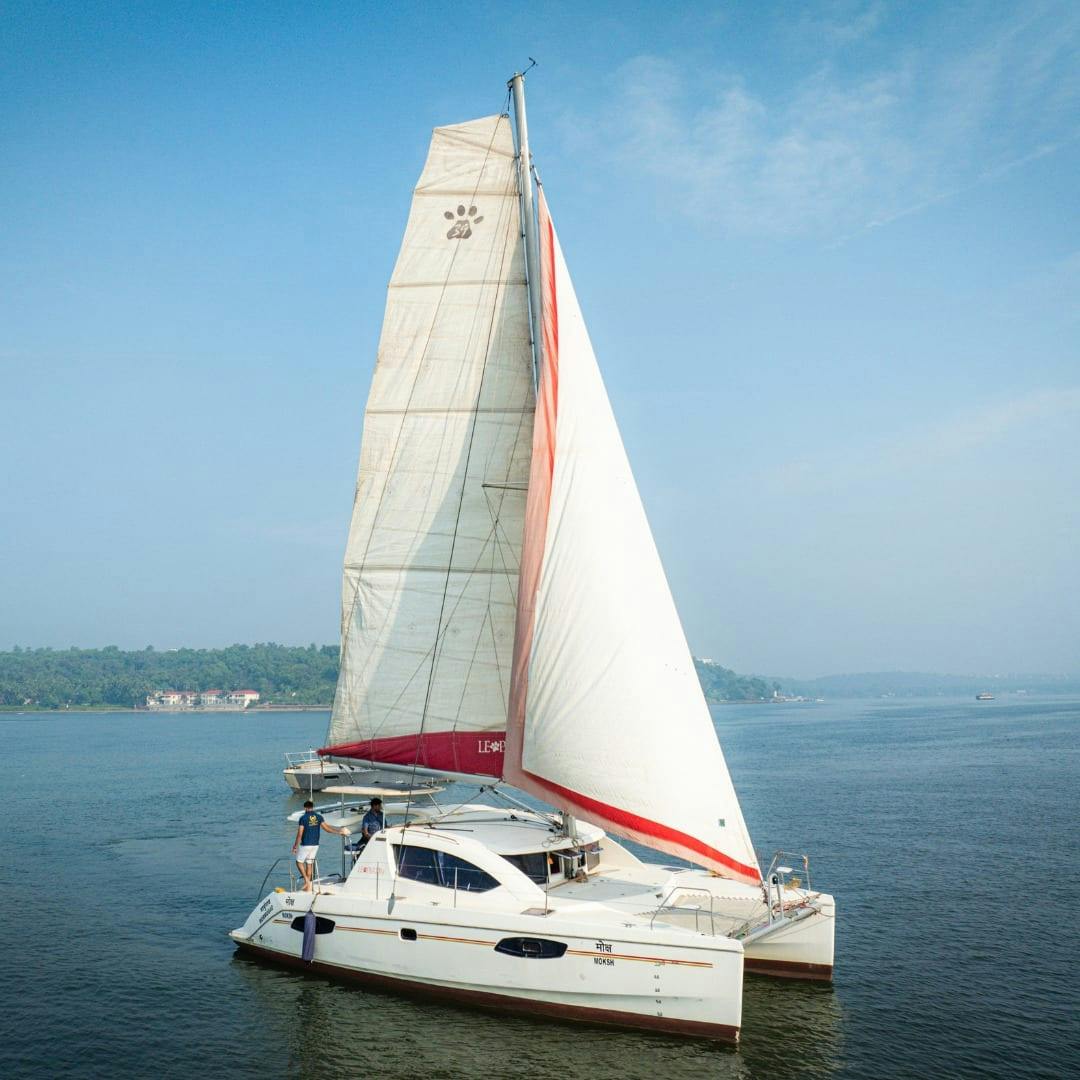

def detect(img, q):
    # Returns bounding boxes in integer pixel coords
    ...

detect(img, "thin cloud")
[589,3,1080,238]
[762,388,1080,495]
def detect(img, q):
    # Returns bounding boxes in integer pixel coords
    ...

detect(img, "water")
[2,698,1077,1079]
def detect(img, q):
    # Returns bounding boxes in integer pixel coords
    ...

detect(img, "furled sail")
[505,190,761,885]
[322,115,534,777]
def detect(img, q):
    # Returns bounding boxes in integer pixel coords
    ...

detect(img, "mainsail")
[504,190,761,885]
[322,115,534,776]
[323,108,760,885]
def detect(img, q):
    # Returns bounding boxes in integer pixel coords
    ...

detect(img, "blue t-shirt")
[361,810,384,837]
[298,811,324,846]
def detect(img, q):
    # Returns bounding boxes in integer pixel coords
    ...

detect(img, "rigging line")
[447,606,492,736]
[359,502,518,745]
[442,275,533,749]
[357,274,524,745]
[335,120,506,674]
[404,316,524,839]
[408,180,516,788]
[344,145,517,716]
[447,420,528,742]
[427,785,492,823]
[477,489,523,711]
[335,116,509,733]
[466,249,538,728]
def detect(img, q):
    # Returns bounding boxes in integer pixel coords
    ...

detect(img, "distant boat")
[975,692,994,701]
[282,750,381,795]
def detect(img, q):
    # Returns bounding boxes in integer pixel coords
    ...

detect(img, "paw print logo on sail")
[445,205,483,239]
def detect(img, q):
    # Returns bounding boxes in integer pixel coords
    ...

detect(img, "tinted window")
[395,845,439,885]
[494,937,567,959]
[394,845,499,892]
[435,851,499,893]
[505,852,548,885]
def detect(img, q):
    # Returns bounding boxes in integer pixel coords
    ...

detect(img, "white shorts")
[296,845,319,864]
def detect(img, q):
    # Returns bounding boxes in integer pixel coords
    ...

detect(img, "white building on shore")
[146,689,261,711]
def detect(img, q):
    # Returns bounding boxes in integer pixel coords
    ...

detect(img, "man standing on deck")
[361,797,385,844]
[360,803,386,842]
[292,800,349,892]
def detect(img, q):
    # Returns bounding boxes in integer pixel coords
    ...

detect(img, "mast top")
[508,58,538,87]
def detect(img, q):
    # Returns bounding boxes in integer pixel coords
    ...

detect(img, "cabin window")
[505,851,548,885]
[400,928,417,941]
[494,937,567,959]
[395,845,440,885]
[394,845,500,893]
[436,851,499,892]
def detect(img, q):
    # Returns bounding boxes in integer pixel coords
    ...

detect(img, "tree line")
[0,645,780,709]
[0,644,339,709]
[694,659,777,703]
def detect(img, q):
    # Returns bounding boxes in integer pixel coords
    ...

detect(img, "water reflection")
[232,951,843,1080]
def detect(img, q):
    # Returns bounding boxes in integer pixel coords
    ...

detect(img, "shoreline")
[0,704,332,714]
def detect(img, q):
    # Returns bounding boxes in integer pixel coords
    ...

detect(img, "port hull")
[235,938,739,1041]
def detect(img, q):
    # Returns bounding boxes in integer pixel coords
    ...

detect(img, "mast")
[510,72,543,387]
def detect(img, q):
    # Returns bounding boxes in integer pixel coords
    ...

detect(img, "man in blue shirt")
[361,798,385,845]
[292,800,349,892]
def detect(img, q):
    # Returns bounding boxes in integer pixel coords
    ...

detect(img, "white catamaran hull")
[742,896,835,980]
[231,890,744,1041]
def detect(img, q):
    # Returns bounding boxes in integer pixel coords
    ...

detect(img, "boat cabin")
[342,806,606,903]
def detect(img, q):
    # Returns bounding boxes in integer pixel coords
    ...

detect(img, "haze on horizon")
[2,2,1078,681]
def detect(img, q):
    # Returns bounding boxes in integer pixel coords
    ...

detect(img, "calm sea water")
[2,697,1077,1079]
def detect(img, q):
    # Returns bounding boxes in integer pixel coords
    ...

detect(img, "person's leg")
[297,859,312,891]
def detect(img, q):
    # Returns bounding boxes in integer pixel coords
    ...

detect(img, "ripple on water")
[2,702,1078,1079]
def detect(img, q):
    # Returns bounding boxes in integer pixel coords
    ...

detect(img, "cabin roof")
[384,806,604,857]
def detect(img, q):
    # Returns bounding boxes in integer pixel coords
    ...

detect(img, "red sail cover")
[321,732,505,778]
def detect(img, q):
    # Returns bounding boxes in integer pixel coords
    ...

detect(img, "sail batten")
[323,114,533,777]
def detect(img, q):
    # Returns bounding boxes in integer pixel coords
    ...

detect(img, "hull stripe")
[271,917,717,967]
[745,957,833,981]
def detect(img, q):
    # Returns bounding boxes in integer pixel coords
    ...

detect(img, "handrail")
[284,749,321,768]
[766,850,812,893]
[649,886,718,936]
[253,856,292,906]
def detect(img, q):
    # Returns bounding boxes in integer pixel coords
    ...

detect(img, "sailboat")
[231,73,835,1042]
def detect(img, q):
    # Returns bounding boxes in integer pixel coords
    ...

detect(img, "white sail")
[324,114,534,777]
[506,190,761,884]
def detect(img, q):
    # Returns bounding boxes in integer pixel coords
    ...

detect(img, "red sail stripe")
[506,190,559,776]
[521,769,762,885]
[498,193,758,886]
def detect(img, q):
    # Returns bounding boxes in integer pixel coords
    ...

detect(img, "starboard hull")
[740,895,836,982]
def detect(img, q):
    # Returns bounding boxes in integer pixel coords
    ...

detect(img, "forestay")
[323,115,534,777]
[505,190,761,885]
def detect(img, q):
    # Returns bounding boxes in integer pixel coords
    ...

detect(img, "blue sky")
[2,1,1077,677]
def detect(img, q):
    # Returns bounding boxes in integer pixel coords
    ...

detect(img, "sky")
[1,1,1078,678]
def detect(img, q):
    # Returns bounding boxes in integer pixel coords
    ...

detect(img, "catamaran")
[231,73,835,1042]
